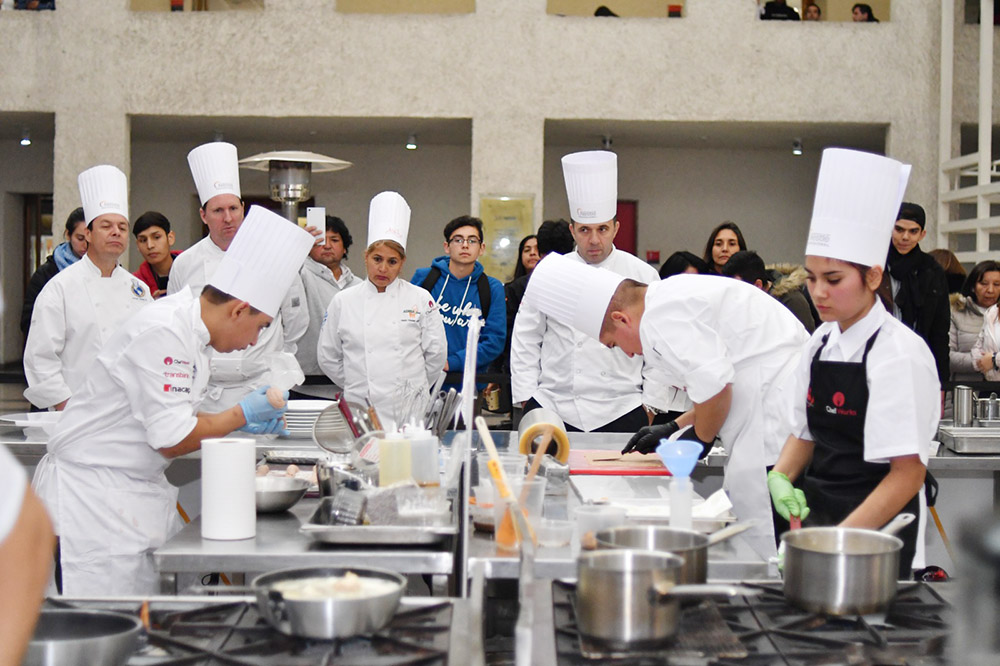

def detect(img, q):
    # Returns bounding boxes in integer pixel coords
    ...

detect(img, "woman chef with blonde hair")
[767,149,938,576]
[317,192,446,430]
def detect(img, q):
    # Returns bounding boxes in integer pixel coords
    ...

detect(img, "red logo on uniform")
[163,384,171,392]
[164,357,173,365]
[806,388,814,406]
[833,392,846,408]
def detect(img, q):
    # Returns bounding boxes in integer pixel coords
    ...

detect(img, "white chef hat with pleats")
[367,191,411,250]
[524,252,625,341]
[188,142,242,206]
[209,206,313,318]
[78,165,128,224]
[562,150,618,224]
[806,148,911,268]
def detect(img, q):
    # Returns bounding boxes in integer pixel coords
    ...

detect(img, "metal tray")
[938,425,1000,454]
[300,497,459,545]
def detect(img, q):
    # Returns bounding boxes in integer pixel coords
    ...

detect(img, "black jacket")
[20,254,60,337]
[887,251,951,383]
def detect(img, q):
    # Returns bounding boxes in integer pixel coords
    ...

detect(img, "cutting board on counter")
[568,449,672,476]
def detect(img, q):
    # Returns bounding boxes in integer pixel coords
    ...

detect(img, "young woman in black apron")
[767,253,938,578]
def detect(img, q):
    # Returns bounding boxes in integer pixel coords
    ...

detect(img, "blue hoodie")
[411,256,506,374]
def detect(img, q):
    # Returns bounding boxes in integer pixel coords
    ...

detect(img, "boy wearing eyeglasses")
[411,215,506,383]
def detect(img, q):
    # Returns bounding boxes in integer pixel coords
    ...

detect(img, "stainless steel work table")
[153,497,455,594]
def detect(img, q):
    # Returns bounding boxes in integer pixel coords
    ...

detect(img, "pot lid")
[239,151,352,173]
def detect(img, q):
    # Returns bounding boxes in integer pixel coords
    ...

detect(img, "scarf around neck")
[53,241,81,272]
[886,243,926,327]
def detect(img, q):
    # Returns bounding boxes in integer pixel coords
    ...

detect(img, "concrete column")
[470,112,546,229]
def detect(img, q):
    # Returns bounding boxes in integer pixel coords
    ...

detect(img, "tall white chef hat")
[188,142,242,206]
[368,191,411,250]
[805,148,911,268]
[523,252,626,341]
[78,165,128,224]
[208,205,313,318]
[562,150,618,224]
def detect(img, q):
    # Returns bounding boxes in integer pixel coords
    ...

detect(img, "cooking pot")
[781,513,914,615]
[590,521,755,584]
[25,609,142,666]
[575,549,757,646]
[252,565,405,639]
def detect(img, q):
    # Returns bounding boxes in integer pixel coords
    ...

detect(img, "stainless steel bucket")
[954,385,974,427]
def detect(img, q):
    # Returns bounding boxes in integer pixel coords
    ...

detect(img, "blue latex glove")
[239,417,289,436]
[238,386,287,425]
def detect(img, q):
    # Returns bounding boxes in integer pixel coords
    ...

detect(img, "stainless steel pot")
[781,513,914,615]
[25,609,142,666]
[592,522,755,584]
[252,565,405,639]
[575,549,755,646]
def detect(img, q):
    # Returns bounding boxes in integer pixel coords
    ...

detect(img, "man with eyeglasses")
[510,150,662,433]
[411,215,506,387]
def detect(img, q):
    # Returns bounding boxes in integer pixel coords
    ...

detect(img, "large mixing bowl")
[255,475,310,513]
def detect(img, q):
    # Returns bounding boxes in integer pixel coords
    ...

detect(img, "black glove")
[621,421,680,455]
[678,426,715,459]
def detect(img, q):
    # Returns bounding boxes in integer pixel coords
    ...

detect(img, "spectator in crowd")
[132,211,180,298]
[761,0,800,20]
[702,221,747,274]
[852,3,878,22]
[882,202,950,385]
[24,166,152,411]
[512,234,539,281]
[929,248,966,295]
[412,215,506,385]
[15,0,55,9]
[804,3,821,20]
[295,215,362,398]
[721,250,817,333]
[659,250,711,279]
[20,207,87,338]
[965,262,1000,383]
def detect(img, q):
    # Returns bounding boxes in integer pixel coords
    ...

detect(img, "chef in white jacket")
[168,142,309,411]
[524,253,809,559]
[295,214,363,398]
[511,151,663,432]
[317,192,446,431]
[24,165,152,410]
[33,206,313,596]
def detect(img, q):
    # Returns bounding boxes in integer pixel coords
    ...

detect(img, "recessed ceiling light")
[20,128,31,147]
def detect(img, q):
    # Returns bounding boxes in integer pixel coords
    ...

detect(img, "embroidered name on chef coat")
[401,307,421,323]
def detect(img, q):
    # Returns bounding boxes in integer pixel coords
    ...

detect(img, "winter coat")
[767,263,817,334]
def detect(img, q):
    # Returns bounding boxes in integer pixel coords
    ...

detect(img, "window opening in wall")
[547,1,683,18]
[759,0,890,22]
[336,0,474,14]
[965,0,1000,25]
[3,1,56,10]
[130,0,263,12]
[23,194,53,282]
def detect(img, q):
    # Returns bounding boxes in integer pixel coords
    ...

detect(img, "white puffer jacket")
[950,294,989,382]
[971,302,1000,382]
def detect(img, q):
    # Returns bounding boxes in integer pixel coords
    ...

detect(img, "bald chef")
[168,142,309,411]
[33,207,314,596]
[524,253,809,558]
[24,165,152,410]
[511,151,663,433]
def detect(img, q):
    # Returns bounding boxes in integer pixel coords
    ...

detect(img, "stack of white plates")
[284,400,335,439]
[0,411,62,438]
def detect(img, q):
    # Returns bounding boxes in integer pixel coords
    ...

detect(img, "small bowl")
[536,518,573,548]
[256,476,310,513]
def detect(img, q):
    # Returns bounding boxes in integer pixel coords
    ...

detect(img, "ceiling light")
[792,138,803,156]
[602,135,613,150]
[19,128,31,147]
[406,133,417,150]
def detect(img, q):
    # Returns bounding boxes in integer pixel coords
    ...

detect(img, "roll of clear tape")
[518,408,570,463]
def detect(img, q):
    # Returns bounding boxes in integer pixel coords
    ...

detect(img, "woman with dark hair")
[852,3,878,22]
[965,261,1000,382]
[659,250,711,279]
[20,207,88,337]
[511,234,539,280]
[702,221,747,274]
[929,248,966,295]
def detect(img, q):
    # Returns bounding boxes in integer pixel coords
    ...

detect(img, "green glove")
[767,470,810,522]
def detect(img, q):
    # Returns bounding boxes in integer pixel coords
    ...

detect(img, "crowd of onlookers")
[761,2,879,22]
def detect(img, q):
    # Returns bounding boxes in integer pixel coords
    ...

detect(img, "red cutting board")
[568,449,673,476]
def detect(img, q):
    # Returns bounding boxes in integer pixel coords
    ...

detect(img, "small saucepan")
[25,609,142,666]
[575,549,758,646]
[781,512,915,615]
[252,565,406,639]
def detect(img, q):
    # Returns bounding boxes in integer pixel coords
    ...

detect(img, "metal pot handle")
[879,512,915,536]
[648,582,761,605]
[267,589,288,623]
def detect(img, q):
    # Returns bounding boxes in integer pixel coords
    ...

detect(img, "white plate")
[0,412,61,427]
[286,400,335,412]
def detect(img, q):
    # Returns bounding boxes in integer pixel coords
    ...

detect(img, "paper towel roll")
[518,408,570,463]
[201,437,256,540]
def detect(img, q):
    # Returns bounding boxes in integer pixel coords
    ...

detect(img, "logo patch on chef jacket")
[164,357,191,366]
[131,279,146,298]
[402,307,421,323]
[163,384,190,394]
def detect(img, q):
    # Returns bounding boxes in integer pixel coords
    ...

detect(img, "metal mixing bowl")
[256,475,310,513]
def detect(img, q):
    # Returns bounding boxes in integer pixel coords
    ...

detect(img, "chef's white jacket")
[24,255,152,409]
[510,248,663,431]
[640,274,809,558]
[297,257,363,376]
[0,444,27,544]
[32,288,211,596]
[317,279,446,430]
[788,299,937,567]
[168,235,309,410]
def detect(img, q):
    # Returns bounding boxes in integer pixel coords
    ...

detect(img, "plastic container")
[537,519,574,548]
[404,428,440,487]
[477,451,526,487]
[574,504,628,545]
[378,433,412,487]
[494,478,547,551]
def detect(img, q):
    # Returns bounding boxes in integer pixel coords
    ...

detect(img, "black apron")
[802,328,920,579]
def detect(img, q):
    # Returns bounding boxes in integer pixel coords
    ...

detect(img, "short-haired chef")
[32,207,314,596]
[767,149,938,577]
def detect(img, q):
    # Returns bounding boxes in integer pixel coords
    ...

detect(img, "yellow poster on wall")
[479,195,534,283]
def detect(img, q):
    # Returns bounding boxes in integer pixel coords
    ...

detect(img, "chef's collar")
[823,298,887,360]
